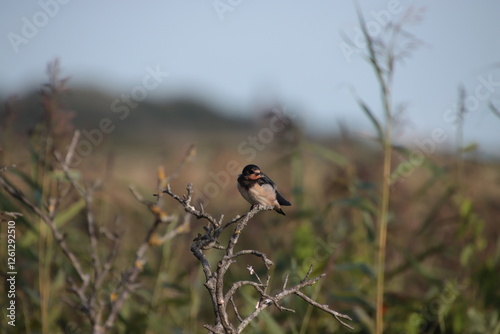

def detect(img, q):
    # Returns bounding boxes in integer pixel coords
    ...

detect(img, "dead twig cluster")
[0,132,193,334]
[163,184,353,333]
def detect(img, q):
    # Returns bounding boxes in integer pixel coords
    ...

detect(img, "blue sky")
[1,1,500,156]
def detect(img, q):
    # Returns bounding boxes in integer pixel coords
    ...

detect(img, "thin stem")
[375,75,393,334]
[455,86,466,189]
[375,124,392,334]
[356,7,394,333]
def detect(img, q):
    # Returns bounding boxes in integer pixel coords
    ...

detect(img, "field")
[1,21,500,334]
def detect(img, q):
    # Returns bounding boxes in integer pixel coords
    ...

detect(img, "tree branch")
[163,183,353,333]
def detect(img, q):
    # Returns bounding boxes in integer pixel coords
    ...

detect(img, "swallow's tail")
[277,192,291,206]
[274,206,286,215]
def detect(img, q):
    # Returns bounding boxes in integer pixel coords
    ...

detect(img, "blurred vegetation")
[1,15,500,334]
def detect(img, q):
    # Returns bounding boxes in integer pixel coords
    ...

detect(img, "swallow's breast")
[248,183,278,206]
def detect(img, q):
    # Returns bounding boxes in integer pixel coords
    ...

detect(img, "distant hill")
[2,86,253,142]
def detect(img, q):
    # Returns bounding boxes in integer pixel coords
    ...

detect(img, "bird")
[237,164,291,215]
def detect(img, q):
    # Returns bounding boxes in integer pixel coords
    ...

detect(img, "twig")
[163,183,219,228]
[103,215,163,331]
[236,272,327,333]
[104,179,191,332]
[165,144,196,183]
[157,213,191,244]
[0,175,90,285]
[230,296,243,322]
[295,291,354,329]
[65,130,80,166]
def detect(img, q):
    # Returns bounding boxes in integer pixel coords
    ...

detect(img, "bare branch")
[85,188,101,283]
[163,183,219,228]
[237,272,325,333]
[0,175,90,285]
[295,291,354,329]
[230,296,243,323]
[224,280,266,306]
[104,214,163,331]
[65,130,81,166]
[96,229,121,290]
[163,184,353,333]
[157,213,191,244]
[165,143,196,184]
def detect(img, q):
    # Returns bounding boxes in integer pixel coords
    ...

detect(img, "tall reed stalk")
[355,8,395,333]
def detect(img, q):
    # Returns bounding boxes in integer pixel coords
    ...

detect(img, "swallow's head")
[241,164,262,180]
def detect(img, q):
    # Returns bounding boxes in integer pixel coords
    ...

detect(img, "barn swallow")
[237,164,291,215]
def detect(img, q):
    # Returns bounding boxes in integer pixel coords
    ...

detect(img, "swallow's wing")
[276,191,291,206]
[258,173,291,206]
[257,173,276,187]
